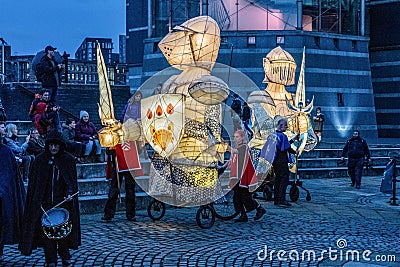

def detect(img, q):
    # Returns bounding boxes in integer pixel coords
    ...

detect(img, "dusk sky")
[0,0,125,57]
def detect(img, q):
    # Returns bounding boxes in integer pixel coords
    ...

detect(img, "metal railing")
[15,84,79,121]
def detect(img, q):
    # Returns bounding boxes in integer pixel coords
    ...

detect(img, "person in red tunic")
[101,141,144,223]
[229,130,266,222]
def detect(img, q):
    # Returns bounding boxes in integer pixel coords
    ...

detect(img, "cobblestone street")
[1,176,399,267]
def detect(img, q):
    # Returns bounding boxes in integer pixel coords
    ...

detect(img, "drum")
[41,208,72,240]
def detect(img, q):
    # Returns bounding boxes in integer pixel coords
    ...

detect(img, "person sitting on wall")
[26,128,45,157]
[33,102,60,136]
[62,118,85,163]
[75,110,102,163]
[4,123,34,183]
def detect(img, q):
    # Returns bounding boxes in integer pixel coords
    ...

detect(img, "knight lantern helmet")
[263,46,297,86]
[158,16,220,71]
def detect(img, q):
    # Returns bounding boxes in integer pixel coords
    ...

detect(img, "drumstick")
[47,191,80,212]
[41,206,52,224]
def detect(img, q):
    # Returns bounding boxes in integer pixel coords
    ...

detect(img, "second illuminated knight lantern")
[142,16,228,206]
[248,46,318,179]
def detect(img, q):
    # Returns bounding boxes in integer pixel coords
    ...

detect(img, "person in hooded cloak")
[19,130,80,267]
[0,141,26,258]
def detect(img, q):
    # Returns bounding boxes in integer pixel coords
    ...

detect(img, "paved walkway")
[1,176,399,267]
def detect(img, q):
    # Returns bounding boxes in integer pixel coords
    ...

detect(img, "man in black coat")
[341,130,370,189]
[37,46,65,104]
[0,142,26,258]
[19,131,80,267]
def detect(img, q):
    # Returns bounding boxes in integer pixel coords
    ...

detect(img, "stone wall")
[369,1,400,138]
[0,82,131,128]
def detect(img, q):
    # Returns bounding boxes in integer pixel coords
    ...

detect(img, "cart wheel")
[147,199,166,221]
[263,185,273,201]
[306,194,311,201]
[289,186,300,202]
[214,191,239,220]
[196,205,215,229]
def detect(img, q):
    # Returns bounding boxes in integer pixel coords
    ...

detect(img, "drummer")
[19,130,81,267]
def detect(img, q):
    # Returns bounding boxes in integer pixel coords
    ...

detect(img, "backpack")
[35,64,44,82]
[32,56,45,82]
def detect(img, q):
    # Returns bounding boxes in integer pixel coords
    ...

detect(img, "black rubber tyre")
[213,191,239,220]
[289,185,300,202]
[263,185,273,201]
[196,205,215,229]
[147,199,166,221]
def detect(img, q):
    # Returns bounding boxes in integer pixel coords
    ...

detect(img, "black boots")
[254,206,266,221]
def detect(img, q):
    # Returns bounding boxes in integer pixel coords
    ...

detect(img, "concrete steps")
[8,120,399,212]
[298,156,390,168]
[297,166,387,179]
[77,159,152,214]
[296,142,400,179]
[78,192,150,214]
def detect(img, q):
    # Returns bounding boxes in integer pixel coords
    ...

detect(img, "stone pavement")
[1,176,399,267]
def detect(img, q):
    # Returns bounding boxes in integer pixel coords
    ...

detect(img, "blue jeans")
[84,139,101,156]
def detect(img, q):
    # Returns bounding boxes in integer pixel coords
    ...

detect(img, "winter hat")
[45,130,66,151]
[80,110,89,119]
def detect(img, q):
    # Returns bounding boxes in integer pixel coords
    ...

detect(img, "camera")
[51,105,60,111]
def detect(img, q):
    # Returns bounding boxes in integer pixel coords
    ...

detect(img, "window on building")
[337,92,344,106]
[352,40,356,50]
[314,37,320,47]
[247,36,256,47]
[276,36,285,45]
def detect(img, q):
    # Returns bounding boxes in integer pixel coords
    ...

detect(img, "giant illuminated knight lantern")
[248,46,317,179]
[142,16,229,206]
